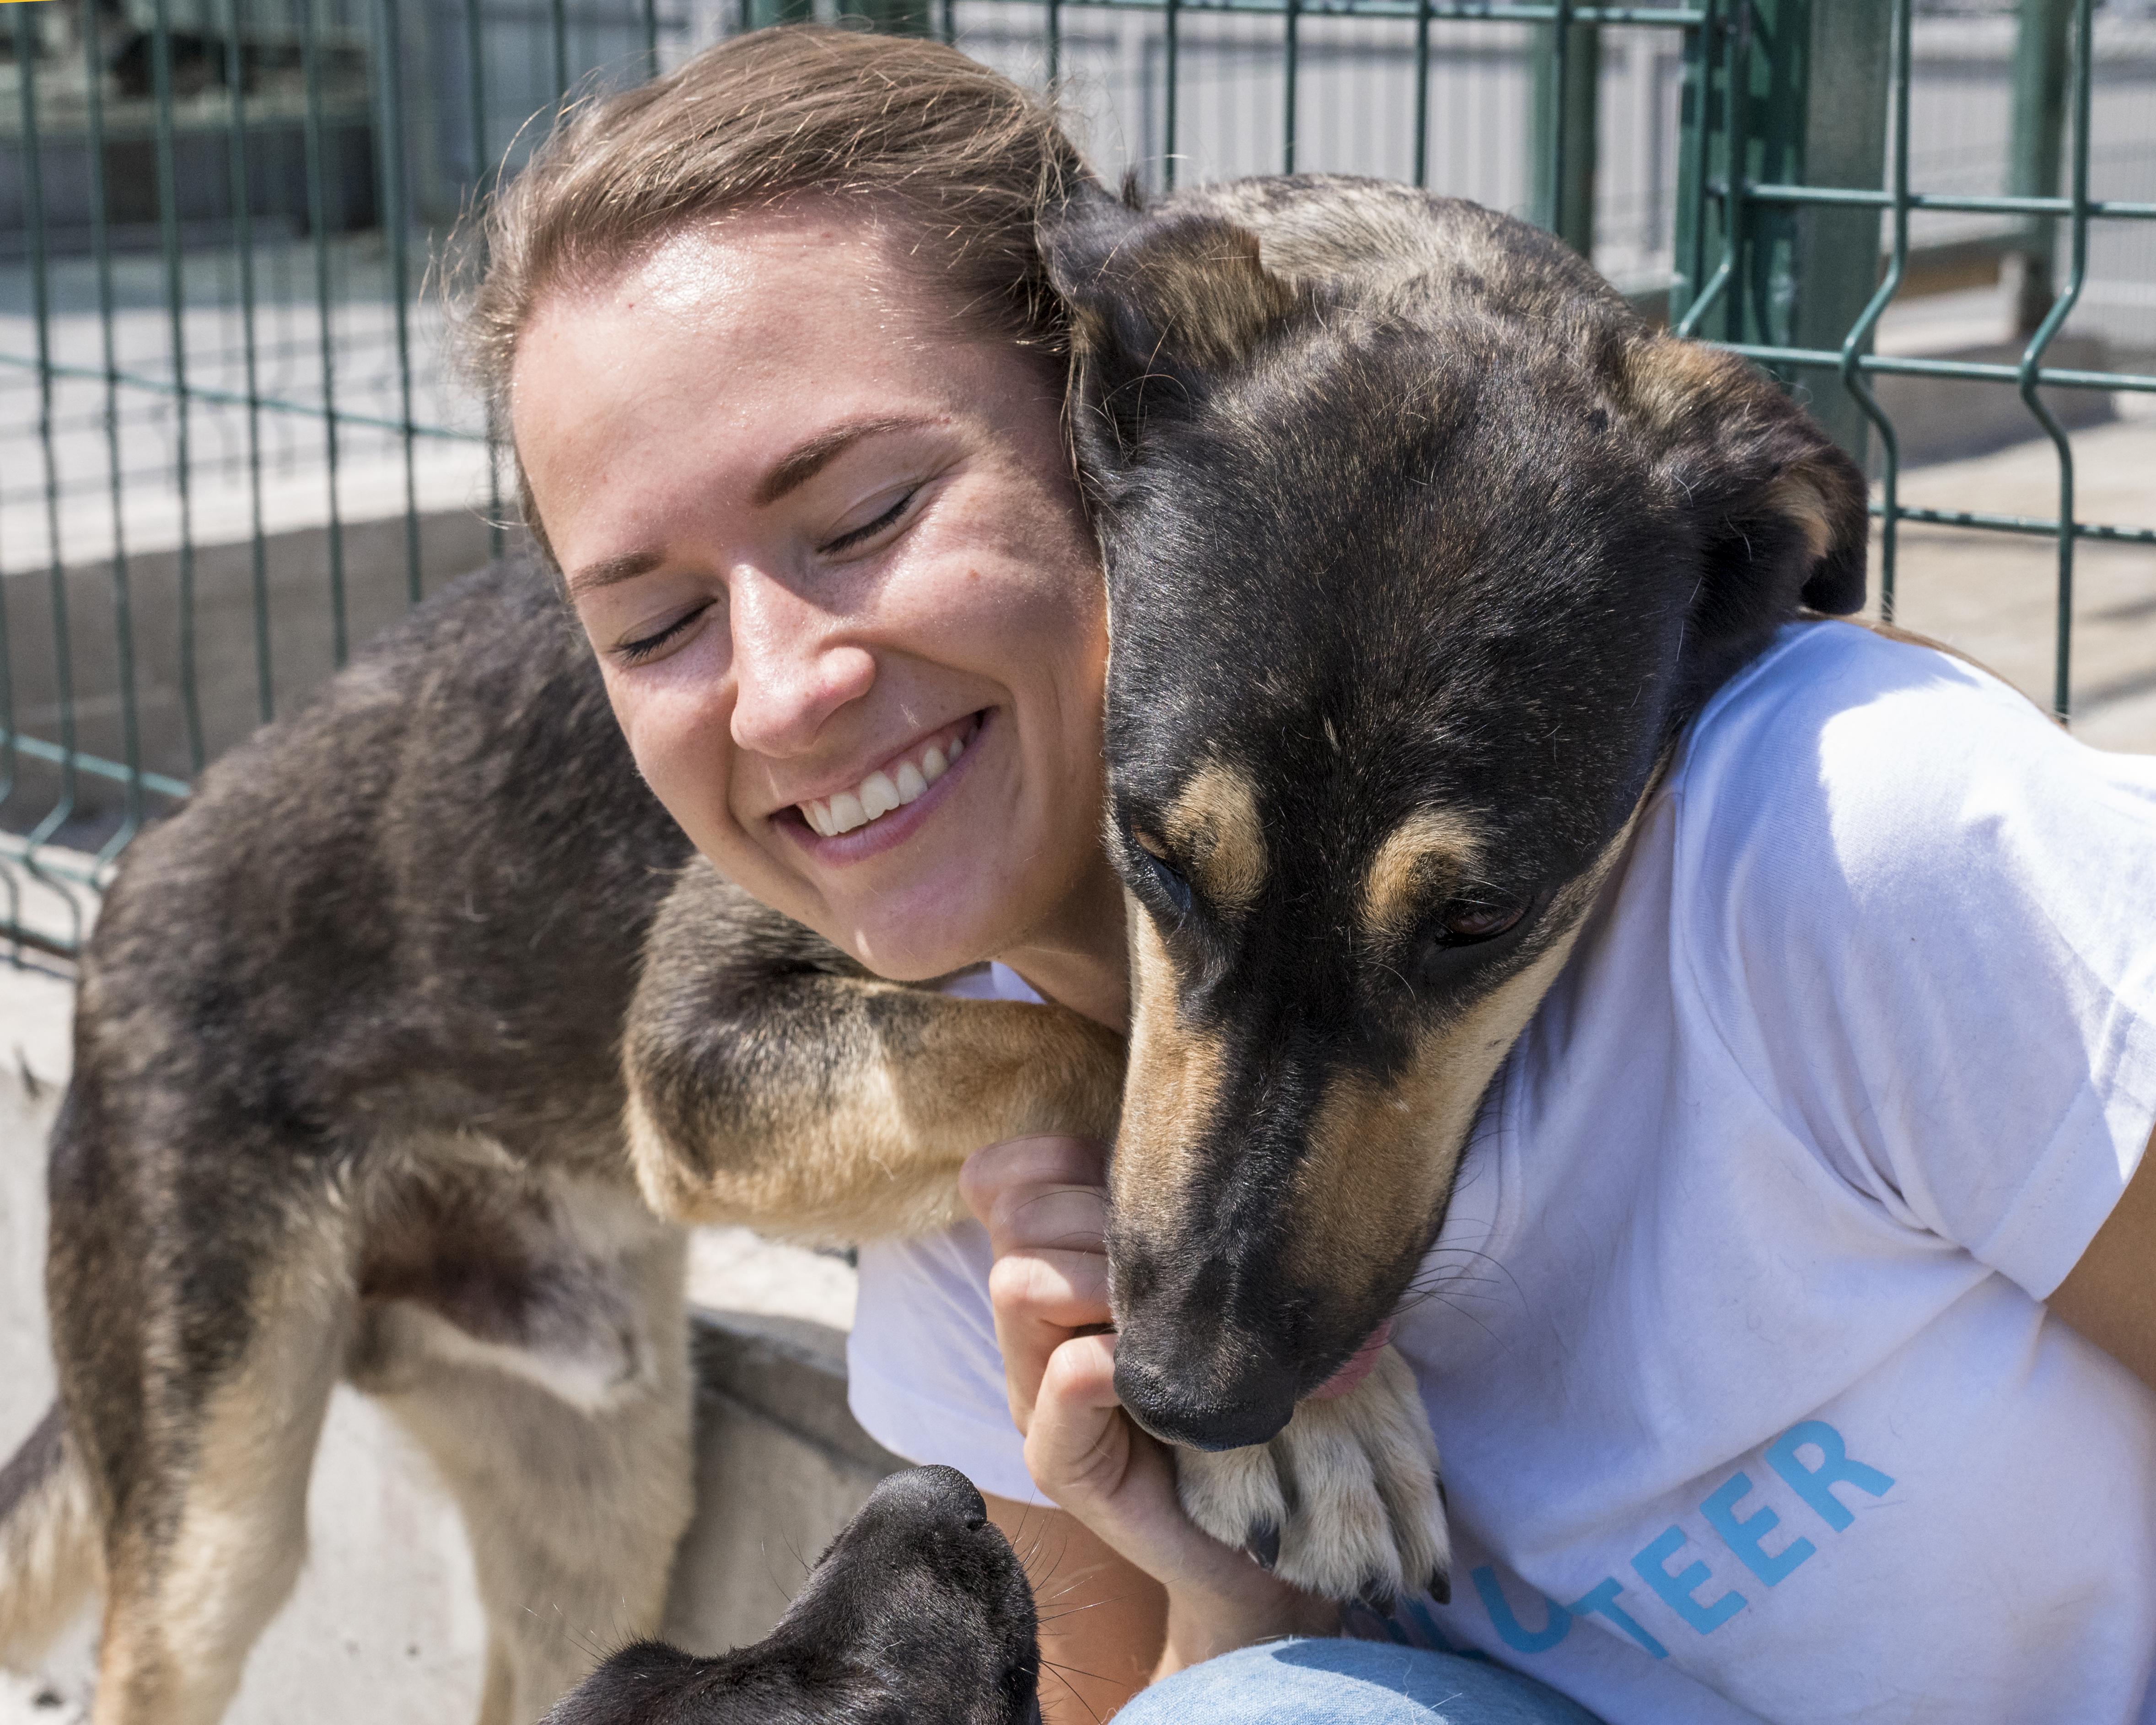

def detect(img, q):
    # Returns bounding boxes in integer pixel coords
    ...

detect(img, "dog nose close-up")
[872,1461,992,1533]
[1112,1333,1301,1452]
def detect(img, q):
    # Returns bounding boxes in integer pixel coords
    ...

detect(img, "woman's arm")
[962,1137,1335,1720]
[2046,1121,2156,1393]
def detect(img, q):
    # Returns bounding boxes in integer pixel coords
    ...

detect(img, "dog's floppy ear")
[1620,336,1870,635]
[1046,177,1299,470]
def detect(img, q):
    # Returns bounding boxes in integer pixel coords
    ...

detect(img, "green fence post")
[1531,10,1599,257]
[1671,0,1890,467]
[2008,0,2071,335]
[747,0,817,27]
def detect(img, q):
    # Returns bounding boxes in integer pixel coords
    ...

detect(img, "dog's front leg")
[1172,1346,1449,1611]
[624,861,1125,1242]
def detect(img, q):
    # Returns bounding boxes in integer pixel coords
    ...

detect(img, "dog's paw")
[1172,1346,1448,1611]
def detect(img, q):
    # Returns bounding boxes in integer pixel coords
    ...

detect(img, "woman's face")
[513,212,1113,983]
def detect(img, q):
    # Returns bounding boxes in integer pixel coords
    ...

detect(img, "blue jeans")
[1114,1639,1605,1725]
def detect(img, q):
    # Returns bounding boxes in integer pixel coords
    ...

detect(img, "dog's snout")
[872,1463,990,1533]
[1113,1345,1297,1452]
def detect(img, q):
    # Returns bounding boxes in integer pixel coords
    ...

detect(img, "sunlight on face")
[512,213,1113,982]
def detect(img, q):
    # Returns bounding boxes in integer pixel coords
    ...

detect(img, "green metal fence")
[0,0,2151,957]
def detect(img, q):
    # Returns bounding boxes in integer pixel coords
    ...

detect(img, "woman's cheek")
[607,669,734,853]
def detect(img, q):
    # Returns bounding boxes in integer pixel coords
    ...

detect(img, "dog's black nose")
[871,1464,990,1532]
[1112,1351,1297,1451]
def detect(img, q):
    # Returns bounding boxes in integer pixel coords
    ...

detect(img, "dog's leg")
[1173,1348,1448,1610]
[64,1235,352,1725]
[363,1225,694,1725]
[626,863,1125,1241]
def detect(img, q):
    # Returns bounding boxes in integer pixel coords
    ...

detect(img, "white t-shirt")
[846,620,2156,1725]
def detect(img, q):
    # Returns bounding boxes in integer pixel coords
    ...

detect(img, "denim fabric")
[1113,1639,1606,1725]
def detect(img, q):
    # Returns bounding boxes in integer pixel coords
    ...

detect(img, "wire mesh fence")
[0,0,2151,955]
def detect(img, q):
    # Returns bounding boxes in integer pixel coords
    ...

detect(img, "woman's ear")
[1045,181,1298,470]
[1620,337,1871,627]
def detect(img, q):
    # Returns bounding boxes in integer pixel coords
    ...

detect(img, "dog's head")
[1047,177,1868,1451]
[544,1467,1039,1725]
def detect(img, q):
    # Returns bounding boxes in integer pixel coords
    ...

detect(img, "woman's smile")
[782,708,987,859]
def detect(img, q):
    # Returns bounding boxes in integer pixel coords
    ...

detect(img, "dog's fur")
[542,1466,1041,1725]
[0,174,1866,1722]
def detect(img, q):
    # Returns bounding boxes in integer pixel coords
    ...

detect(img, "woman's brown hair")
[459,25,1087,557]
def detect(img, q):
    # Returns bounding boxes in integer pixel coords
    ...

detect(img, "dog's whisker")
[1036,1594,1135,1624]
[1038,1661,1109,1723]
[1040,1657,1121,1686]
[758,1538,801,1608]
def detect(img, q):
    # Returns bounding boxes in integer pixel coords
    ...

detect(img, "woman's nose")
[726,568,876,759]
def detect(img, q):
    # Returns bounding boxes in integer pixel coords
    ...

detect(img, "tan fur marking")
[1359,811,1484,944]
[1765,469,1835,561]
[93,1231,353,1725]
[628,997,1124,1244]
[0,1417,101,1671]
[1163,761,1269,914]
[371,1221,692,1725]
[1290,804,1652,1297]
[1110,907,1223,1237]
[1622,335,1738,435]
[1127,225,1296,372]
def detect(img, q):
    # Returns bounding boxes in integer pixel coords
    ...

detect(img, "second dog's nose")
[874,1463,989,1531]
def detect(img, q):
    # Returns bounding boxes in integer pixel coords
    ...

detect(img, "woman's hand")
[961,1137,1338,1683]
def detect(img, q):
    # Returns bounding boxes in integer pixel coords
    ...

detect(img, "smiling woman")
[511,215,1115,987]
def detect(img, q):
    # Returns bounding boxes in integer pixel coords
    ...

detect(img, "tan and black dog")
[0,174,1865,1724]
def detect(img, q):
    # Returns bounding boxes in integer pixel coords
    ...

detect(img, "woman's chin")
[824,865,1025,981]
[841,914,998,982]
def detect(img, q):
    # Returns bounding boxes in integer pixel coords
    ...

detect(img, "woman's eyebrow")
[565,548,666,599]
[753,414,942,508]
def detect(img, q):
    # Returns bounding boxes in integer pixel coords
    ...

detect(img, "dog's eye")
[1132,833,1194,917]
[1435,898,1524,945]
[1145,853,1193,916]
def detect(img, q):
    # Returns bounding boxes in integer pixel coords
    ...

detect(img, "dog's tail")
[0,1402,101,1671]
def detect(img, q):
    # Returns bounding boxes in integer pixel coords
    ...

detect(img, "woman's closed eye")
[818,484,921,557]
[615,601,714,664]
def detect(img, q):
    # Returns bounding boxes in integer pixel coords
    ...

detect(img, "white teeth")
[799,720,975,839]
[859,770,900,821]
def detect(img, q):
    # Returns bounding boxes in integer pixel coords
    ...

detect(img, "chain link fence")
[0,0,2151,951]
